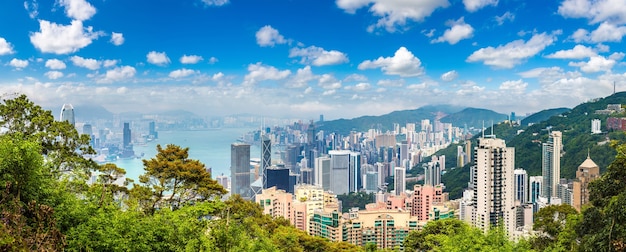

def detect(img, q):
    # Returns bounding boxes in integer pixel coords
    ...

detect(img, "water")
[112,128,259,182]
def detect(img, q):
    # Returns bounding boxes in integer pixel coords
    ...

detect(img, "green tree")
[132,144,226,213]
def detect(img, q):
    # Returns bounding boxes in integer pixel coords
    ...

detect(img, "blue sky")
[0,0,625,119]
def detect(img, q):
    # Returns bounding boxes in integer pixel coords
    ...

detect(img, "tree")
[132,144,226,214]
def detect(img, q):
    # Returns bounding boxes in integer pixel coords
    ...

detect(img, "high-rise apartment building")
[60,103,75,127]
[470,137,515,236]
[572,154,600,211]
[394,166,406,196]
[231,142,251,198]
[591,119,602,134]
[424,155,443,186]
[529,176,542,210]
[514,169,529,204]
[542,131,562,202]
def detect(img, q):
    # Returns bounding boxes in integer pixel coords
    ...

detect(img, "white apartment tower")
[591,119,601,134]
[542,131,562,202]
[394,166,406,196]
[514,169,529,204]
[471,137,516,236]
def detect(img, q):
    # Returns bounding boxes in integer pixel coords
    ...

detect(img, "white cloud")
[499,80,527,94]
[432,17,474,45]
[243,63,291,86]
[377,79,405,87]
[569,55,618,73]
[570,28,589,43]
[180,55,203,64]
[256,25,287,47]
[289,46,349,66]
[466,32,557,68]
[70,56,100,70]
[201,0,229,6]
[590,22,626,42]
[58,0,97,21]
[440,70,458,81]
[558,0,626,24]
[29,20,101,54]
[286,66,317,88]
[463,0,498,12]
[495,11,515,25]
[545,45,597,59]
[45,71,64,79]
[346,82,371,91]
[98,66,136,83]
[0,38,15,55]
[322,89,336,96]
[103,59,117,68]
[318,74,342,89]
[9,58,29,69]
[110,32,124,46]
[24,0,39,18]
[336,0,450,32]
[208,57,218,64]
[358,47,424,76]
[45,59,66,69]
[146,51,170,66]
[169,68,198,78]
[344,74,368,82]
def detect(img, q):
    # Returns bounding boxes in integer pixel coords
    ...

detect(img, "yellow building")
[572,154,600,211]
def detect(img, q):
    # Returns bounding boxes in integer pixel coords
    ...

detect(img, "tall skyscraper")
[514,169,529,204]
[314,156,331,191]
[470,137,515,236]
[394,166,406,196]
[148,121,158,139]
[529,176,542,212]
[60,103,75,127]
[123,122,131,149]
[261,136,271,189]
[231,143,251,198]
[572,153,600,211]
[329,150,350,195]
[349,152,361,192]
[542,131,562,202]
[424,155,442,186]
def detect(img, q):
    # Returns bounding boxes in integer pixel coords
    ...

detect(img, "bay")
[112,128,259,182]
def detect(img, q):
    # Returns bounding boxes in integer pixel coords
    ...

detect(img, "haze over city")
[0,0,625,119]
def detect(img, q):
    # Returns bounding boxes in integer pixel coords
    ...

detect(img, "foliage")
[521,107,570,126]
[337,191,374,212]
[132,144,226,214]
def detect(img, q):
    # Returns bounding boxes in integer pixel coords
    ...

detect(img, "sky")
[0,0,625,120]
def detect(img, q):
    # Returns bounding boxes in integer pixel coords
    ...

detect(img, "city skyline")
[0,0,625,119]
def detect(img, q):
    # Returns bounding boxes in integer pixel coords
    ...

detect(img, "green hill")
[520,107,570,126]
[438,92,626,199]
[319,105,507,135]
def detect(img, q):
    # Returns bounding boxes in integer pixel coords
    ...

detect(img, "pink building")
[410,184,444,221]
[257,186,293,221]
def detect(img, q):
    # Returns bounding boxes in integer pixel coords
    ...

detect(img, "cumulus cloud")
[463,0,498,12]
[440,70,458,81]
[146,51,170,66]
[558,0,626,24]
[358,47,424,77]
[432,17,474,45]
[58,0,96,21]
[243,62,291,86]
[9,58,29,69]
[495,11,515,25]
[103,59,117,68]
[208,57,218,64]
[169,68,198,78]
[289,46,349,66]
[545,45,597,59]
[499,79,527,94]
[98,66,136,83]
[286,66,317,88]
[0,38,15,55]
[180,55,203,64]
[345,82,371,91]
[336,0,450,32]
[256,25,287,47]
[377,79,405,87]
[45,71,64,80]
[466,32,557,68]
[30,20,101,54]
[201,0,229,6]
[344,74,368,82]
[110,32,124,46]
[318,74,342,89]
[45,59,66,69]
[590,22,626,42]
[569,55,619,73]
[70,56,100,70]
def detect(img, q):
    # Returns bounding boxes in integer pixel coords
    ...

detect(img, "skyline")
[0,0,625,120]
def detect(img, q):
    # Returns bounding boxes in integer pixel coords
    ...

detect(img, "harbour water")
[112,128,259,182]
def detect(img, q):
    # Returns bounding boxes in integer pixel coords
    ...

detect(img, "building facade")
[231,142,251,198]
[572,154,600,211]
[542,131,562,202]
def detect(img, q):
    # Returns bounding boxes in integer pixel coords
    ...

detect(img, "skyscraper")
[329,150,350,195]
[123,122,131,149]
[261,136,271,189]
[60,103,75,127]
[470,137,515,236]
[424,155,442,186]
[572,153,600,211]
[514,169,529,204]
[314,156,331,191]
[542,131,562,202]
[394,166,406,196]
[231,142,251,198]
